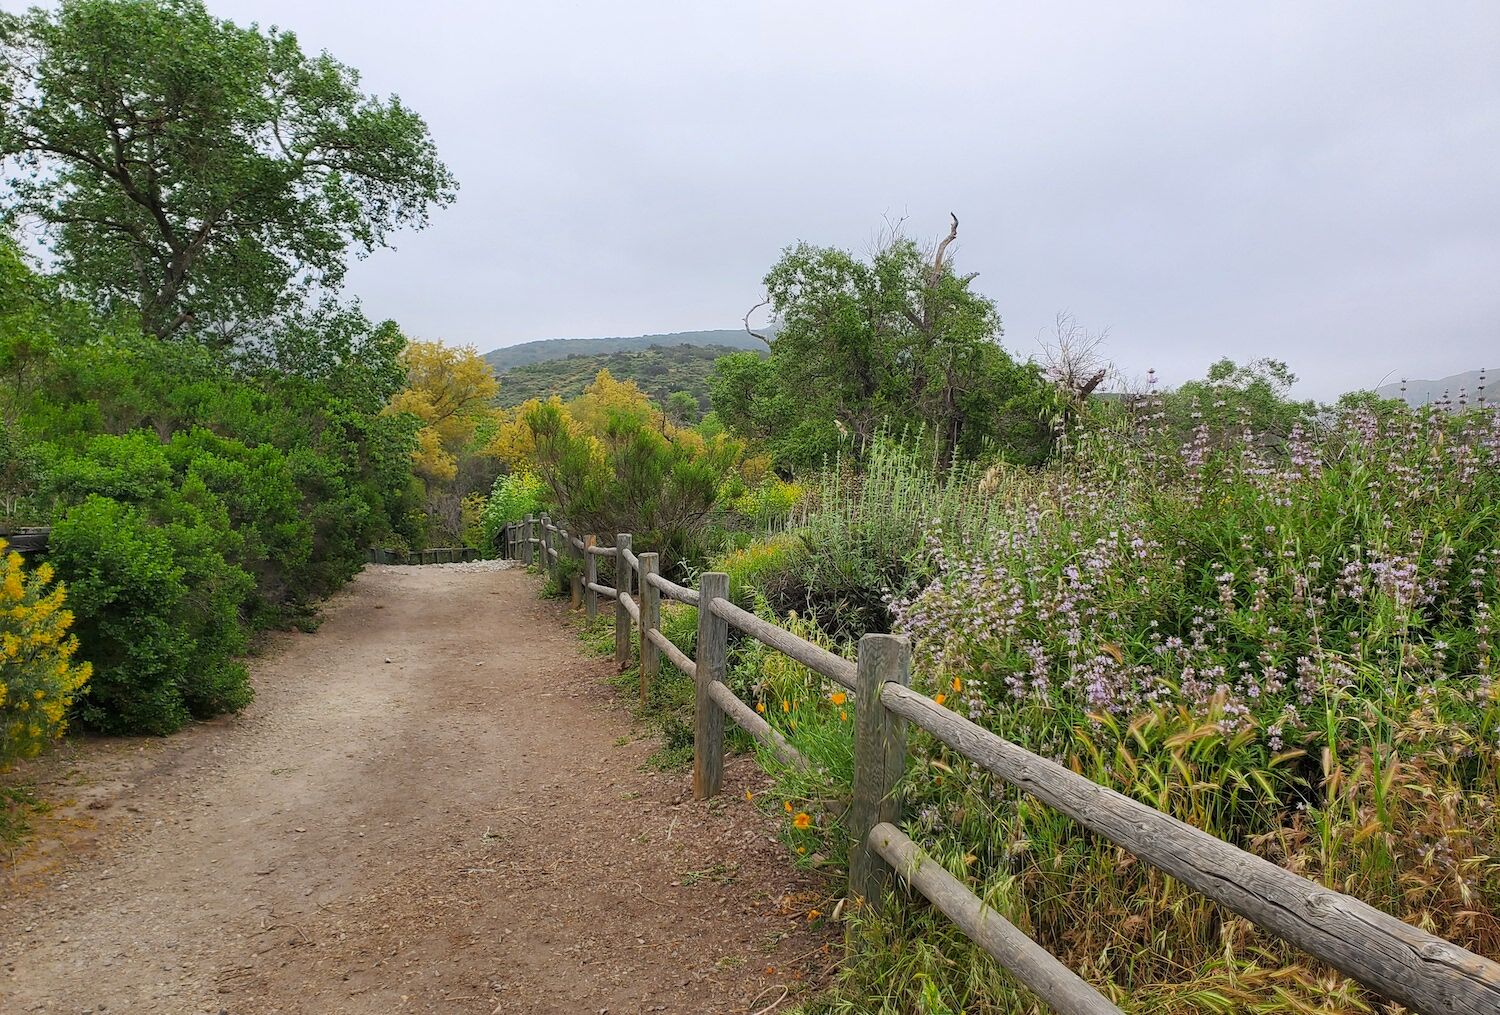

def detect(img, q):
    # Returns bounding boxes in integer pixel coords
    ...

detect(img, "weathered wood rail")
[500,515,1500,1015]
[1,526,51,555]
[366,545,480,565]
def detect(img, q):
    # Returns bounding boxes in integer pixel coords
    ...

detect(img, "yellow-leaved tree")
[387,340,500,482]
[386,340,503,545]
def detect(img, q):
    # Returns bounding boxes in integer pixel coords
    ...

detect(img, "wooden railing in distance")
[499,517,1500,1015]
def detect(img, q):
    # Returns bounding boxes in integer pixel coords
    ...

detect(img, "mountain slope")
[1376,369,1491,407]
[483,329,767,373]
[493,343,764,413]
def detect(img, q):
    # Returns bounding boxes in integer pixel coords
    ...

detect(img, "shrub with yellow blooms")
[0,540,92,766]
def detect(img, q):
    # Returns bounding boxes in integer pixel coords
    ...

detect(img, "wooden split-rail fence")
[500,515,1500,1015]
[1,526,50,555]
[366,545,480,565]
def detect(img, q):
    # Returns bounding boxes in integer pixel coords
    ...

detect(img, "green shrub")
[165,427,311,620]
[478,471,547,554]
[711,534,804,612]
[48,495,252,735]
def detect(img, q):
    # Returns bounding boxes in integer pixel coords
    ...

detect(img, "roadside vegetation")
[3,4,1493,1012]
[0,0,456,770]
[504,213,1500,1012]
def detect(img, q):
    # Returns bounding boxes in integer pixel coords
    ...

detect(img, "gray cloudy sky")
[44,1,1500,397]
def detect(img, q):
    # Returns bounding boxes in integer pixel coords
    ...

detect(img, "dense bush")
[0,541,91,765]
[48,495,252,735]
[739,398,1500,1013]
[478,472,548,553]
[1,243,419,735]
[500,372,746,571]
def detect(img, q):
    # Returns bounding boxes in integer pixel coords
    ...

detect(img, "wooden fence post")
[583,535,598,619]
[694,573,729,800]
[615,533,632,671]
[520,516,532,566]
[540,514,554,585]
[849,633,911,904]
[638,551,660,704]
[569,533,583,609]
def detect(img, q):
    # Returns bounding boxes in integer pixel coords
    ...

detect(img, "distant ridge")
[1376,369,1491,407]
[483,328,767,373]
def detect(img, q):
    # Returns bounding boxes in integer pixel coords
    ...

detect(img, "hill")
[494,343,764,414]
[1376,369,1491,407]
[483,329,767,373]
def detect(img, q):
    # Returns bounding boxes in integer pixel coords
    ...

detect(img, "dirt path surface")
[2,564,836,1014]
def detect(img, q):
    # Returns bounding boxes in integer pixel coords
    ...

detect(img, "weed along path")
[2,563,833,1014]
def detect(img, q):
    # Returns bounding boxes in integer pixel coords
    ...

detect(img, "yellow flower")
[755,701,766,714]
[830,691,847,706]
[839,710,848,722]
[795,846,806,855]
[934,692,947,706]
[807,909,822,921]
[951,677,963,692]
[781,699,790,713]
[744,789,754,801]
[783,800,793,813]
[793,812,812,829]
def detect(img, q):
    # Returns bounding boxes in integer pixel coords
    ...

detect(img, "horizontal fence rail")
[1,527,51,555]
[367,545,479,565]
[645,570,699,605]
[500,517,1500,1015]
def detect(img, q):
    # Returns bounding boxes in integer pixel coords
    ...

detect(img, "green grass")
[0,783,48,856]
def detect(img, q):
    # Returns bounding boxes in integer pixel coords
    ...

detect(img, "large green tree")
[713,216,1057,471]
[0,0,456,340]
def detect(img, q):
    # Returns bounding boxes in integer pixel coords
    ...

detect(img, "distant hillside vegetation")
[483,329,767,373]
[1376,369,1491,407]
[494,344,764,414]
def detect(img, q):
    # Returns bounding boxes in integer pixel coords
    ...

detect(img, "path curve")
[1,564,833,1013]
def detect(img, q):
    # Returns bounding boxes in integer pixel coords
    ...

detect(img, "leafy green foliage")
[750,399,1500,1013]
[712,224,1059,473]
[0,240,420,734]
[524,397,743,569]
[48,495,251,735]
[0,0,455,339]
[477,472,547,554]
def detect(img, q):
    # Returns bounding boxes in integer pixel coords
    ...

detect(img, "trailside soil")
[1,563,838,1014]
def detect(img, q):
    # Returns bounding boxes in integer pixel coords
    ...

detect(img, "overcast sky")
[19,1,1500,398]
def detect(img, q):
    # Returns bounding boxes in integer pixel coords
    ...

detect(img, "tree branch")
[929,212,958,288]
[743,298,773,346]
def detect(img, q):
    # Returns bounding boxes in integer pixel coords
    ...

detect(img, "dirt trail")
[1,564,835,1014]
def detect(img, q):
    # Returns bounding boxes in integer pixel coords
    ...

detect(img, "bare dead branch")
[743,298,773,346]
[929,212,959,288]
